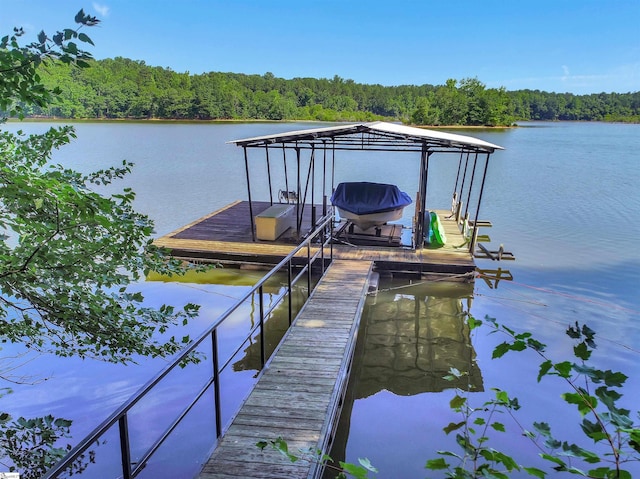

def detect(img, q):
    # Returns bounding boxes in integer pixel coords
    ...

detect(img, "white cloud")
[93,2,110,17]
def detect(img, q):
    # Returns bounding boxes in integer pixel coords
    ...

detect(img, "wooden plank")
[199,260,372,479]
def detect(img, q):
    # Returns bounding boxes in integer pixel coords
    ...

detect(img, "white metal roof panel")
[230,121,504,152]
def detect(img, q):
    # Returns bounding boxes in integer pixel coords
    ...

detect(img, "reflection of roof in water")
[354,281,483,398]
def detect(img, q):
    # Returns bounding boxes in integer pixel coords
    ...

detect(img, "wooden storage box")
[255,204,295,240]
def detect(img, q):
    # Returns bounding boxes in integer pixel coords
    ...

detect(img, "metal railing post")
[211,329,222,438]
[287,262,293,326]
[259,285,266,367]
[307,243,311,298]
[119,415,133,479]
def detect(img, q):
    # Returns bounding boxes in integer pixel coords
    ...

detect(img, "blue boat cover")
[330,182,412,215]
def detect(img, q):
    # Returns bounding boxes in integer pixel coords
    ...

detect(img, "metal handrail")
[43,212,335,479]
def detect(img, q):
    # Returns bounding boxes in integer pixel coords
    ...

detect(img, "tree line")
[14,57,640,125]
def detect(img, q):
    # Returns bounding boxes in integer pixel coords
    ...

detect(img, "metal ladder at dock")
[198,259,374,479]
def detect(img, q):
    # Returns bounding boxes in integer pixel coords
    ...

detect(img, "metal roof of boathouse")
[230,121,504,153]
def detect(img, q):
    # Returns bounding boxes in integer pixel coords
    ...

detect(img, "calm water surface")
[2,121,639,477]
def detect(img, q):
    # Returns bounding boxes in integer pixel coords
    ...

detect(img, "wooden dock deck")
[198,259,373,479]
[154,201,475,277]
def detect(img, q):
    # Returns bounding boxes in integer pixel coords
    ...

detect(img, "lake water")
[2,120,639,477]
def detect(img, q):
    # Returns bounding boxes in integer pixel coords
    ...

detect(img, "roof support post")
[457,152,471,223]
[470,153,492,254]
[331,139,336,192]
[296,145,301,234]
[300,144,316,231]
[282,144,290,197]
[311,143,316,228]
[265,144,273,205]
[453,151,464,194]
[322,141,327,217]
[415,144,429,249]
[451,151,464,215]
[464,152,479,220]
[243,146,256,242]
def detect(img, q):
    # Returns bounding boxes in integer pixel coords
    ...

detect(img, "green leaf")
[580,419,607,442]
[523,467,547,478]
[450,394,466,410]
[574,341,591,361]
[493,342,511,358]
[602,370,627,387]
[53,418,72,428]
[573,363,598,380]
[444,421,466,434]
[567,322,581,339]
[553,361,573,378]
[628,429,640,453]
[586,467,609,478]
[467,315,482,330]
[425,458,449,470]
[540,453,567,468]
[608,410,633,429]
[491,422,506,432]
[527,338,546,352]
[493,450,519,471]
[479,449,496,461]
[78,32,94,45]
[339,461,369,479]
[588,467,631,479]
[358,457,378,473]
[594,386,622,409]
[562,392,597,415]
[538,360,553,382]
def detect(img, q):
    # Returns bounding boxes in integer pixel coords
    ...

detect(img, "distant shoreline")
[6,117,520,129]
[9,117,636,127]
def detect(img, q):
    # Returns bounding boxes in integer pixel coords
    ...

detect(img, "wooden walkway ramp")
[199,259,374,479]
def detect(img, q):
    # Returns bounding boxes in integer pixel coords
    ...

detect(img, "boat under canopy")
[229,121,504,252]
[330,182,412,231]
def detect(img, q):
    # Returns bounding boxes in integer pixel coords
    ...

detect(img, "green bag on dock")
[425,211,447,246]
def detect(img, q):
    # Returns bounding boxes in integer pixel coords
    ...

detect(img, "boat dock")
[198,259,373,479]
[44,123,513,479]
[154,201,476,278]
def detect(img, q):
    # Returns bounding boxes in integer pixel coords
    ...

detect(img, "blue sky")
[2,0,639,94]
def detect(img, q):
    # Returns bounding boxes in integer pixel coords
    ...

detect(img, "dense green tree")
[6,53,639,125]
[434,79,468,125]
[411,95,440,125]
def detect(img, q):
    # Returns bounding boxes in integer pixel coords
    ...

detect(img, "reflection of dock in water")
[358,281,482,397]
[232,284,309,373]
[329,280,483,473]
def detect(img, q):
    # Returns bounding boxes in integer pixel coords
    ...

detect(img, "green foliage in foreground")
[260,318,639,478]
[0,413,96,479]
[257,437,378,479]
[1,11,210,477]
